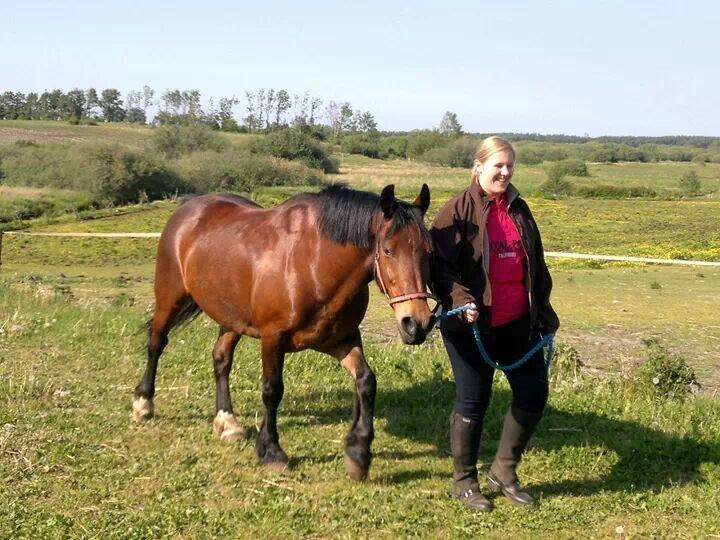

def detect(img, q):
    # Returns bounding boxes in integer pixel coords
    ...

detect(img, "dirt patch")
[0,127,85,143]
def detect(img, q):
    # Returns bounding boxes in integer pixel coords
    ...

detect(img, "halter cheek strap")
[373,243,438,307]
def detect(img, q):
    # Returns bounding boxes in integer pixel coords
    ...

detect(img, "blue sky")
[2,0,719,136]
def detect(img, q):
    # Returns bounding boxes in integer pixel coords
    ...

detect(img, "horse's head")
[373,184,436,345]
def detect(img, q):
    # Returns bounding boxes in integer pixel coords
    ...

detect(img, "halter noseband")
[373,242,438,307]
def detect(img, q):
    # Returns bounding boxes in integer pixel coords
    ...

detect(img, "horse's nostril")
[401,316,417,337]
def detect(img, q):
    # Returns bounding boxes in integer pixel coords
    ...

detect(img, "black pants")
[441,314,549,421]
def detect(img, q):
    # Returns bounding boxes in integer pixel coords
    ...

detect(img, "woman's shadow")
[287,372,719,495]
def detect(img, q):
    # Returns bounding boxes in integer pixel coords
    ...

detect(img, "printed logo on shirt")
[490,239,523,259]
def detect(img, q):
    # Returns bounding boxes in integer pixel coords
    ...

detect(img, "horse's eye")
[383,248,392,256]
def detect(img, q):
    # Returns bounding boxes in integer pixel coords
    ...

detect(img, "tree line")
[0,87,378,135]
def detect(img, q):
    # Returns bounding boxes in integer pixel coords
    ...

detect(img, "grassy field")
[1,281,719,538]
[2,122,720,537]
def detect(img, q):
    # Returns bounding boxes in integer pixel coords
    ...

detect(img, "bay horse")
[132,183,435,480]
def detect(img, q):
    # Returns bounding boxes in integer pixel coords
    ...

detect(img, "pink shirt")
[486,196,529,327]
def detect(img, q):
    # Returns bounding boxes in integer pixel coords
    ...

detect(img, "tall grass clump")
[151,125,229,158]
[678,171,701,196]
[175,150,324,193]
[255,128,338,173]
[635,339,698,401]
[549,341,584,388]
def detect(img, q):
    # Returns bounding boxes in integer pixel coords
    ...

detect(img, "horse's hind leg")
[212,327,245,443]
[256,334,289,470]
[331,332,376,481]
[132,288,195,422]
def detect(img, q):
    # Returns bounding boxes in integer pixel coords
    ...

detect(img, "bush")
[419,137,477,168]
[255,128,338,173]
[340,133,380,158]
[574,184,657,198]
[540,164,575,198]
[405,130,451,159]
[679,171,701,196]
[545,158,589,177]
[635,339,698,401]
[175,150,325,193]
[377,136,409,159]
[86,145,187,204]
[151,125,229,158]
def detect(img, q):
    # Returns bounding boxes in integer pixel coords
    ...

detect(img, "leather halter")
[373,242,438,307]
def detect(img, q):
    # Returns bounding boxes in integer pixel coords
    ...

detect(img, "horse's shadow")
[283,373,719,495]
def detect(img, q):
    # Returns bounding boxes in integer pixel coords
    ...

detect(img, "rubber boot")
[487,406,542,506]
[450,411,493,512]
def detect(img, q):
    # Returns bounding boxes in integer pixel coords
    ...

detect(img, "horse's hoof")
[344,455,369,481]
[213,410,245,443]
[131,397,154,423]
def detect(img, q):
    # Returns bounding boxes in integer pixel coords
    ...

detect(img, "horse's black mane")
[315,184,427,250]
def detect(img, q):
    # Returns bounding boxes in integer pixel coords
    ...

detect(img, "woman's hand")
[463,302,479,323]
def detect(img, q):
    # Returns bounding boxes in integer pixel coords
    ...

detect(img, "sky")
[2,0,719,136]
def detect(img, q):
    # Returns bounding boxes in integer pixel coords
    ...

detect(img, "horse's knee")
[262,379,284,408]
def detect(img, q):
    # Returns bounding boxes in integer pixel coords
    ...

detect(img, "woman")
[430,136,559,512]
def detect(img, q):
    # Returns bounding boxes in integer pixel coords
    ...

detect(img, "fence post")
[0,230,3,268]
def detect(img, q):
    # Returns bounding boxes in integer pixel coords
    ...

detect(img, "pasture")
[1,126,720,537]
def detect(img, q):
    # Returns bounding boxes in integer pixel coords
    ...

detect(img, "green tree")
[439,111,462,135]
[99,88,125,122]
[85,88,99,117]
[65,88,86,119]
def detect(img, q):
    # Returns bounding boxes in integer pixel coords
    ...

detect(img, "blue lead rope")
[437,305,555,372]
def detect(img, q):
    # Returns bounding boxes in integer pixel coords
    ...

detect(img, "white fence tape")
[1,231,719,267]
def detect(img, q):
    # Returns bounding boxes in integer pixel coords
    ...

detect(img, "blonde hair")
[471,136,516,182]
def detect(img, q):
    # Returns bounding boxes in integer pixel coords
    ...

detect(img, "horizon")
[3,0,719,137]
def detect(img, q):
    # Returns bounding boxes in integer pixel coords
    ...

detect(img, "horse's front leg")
[332,332,376,481]
[256,334,288,470]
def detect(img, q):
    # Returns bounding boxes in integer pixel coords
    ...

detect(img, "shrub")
[151,125,229,158]
[175,150,324,194]
[539,163,575,198]
[340,133,380,158]
[574,184,657,198]
[255,128,338,173]
[405,130,450,159]
[419,136,477,168]
[545,158,589,177]
[679,171,701,196]
[377,136,409,159]
[87,145,187,204]
[635,339,698,401]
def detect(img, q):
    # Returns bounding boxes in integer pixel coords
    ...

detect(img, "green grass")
[0,281,719,538]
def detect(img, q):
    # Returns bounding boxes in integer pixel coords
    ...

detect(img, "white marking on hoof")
[131,397,154,423]
[213,410,245,443]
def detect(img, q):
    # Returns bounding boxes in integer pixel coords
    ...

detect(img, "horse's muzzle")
[399,315,436,345]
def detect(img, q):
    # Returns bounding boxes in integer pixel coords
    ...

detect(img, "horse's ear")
[413,183,430,216]
[380,184,397,219]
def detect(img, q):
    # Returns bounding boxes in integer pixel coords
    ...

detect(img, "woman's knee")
[511,379,548,414]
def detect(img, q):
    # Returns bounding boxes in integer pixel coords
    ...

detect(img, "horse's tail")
[140,296,203,340]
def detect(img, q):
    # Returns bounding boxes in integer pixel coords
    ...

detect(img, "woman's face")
[475,150,515,197]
